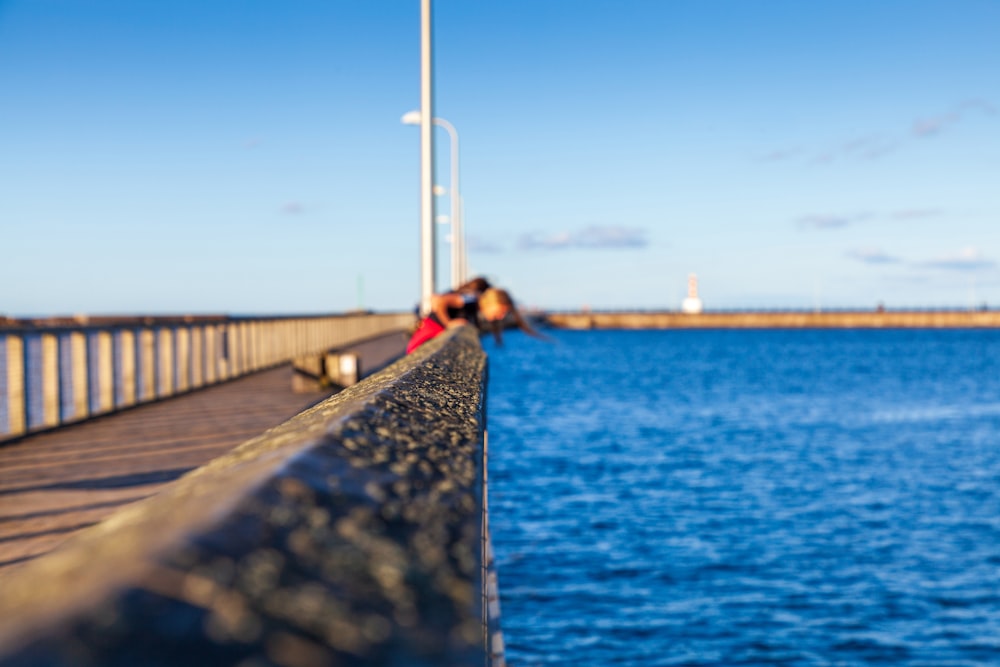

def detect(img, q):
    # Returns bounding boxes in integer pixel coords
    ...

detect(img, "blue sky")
[1,0,998,315]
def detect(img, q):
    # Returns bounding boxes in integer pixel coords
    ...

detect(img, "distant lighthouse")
[681,273,704,314]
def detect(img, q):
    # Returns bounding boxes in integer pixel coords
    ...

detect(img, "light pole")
[418,0,435,314]
[402,110,464,289]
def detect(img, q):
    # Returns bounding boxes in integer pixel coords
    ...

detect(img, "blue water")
[485,329,1000,666]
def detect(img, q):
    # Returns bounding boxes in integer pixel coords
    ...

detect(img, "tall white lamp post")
[418,0,435,313]
[402,110,464,289]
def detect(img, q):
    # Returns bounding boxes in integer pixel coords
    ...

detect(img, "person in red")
[406,278,542,353]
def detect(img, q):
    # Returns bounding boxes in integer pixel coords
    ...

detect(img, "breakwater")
[545,310,1000,329]
[0,326,503,666]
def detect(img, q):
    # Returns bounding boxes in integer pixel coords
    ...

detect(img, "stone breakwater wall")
[0,326,504,667]
[546,310,1000,330]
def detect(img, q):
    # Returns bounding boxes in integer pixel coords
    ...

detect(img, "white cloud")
[846,247,899,264]
[913,100,997,138]
[919,247,996,271]
[518,225,648,251]
[890,208,943,221]
[466,235,504,254]
[762,98,995,163]
[797,213,869,230]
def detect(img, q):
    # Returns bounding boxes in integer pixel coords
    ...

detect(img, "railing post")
[156,328,174,399]
[139,329,155,402]
[238,322,249,374]
[205,326,217,385]
[5,334,26,438]
[69,331,89,422]
[96,331,114,414]
[190,326,204,389]
[41,333,60,429]
[176,327,190,392]
[118,329,137,407]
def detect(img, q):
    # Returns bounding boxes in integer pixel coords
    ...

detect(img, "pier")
[0,316,504,665]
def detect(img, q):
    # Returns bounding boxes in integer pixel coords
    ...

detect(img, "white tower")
[681,273,704,314]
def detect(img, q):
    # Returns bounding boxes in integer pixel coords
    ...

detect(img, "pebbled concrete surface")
[0,326,489,667]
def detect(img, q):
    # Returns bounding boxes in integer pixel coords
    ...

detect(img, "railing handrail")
[0,310,410,335]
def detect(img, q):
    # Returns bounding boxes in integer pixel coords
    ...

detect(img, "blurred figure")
[406,278,545,353]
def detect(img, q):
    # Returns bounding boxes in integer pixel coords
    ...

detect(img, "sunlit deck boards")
[0,365,331,576]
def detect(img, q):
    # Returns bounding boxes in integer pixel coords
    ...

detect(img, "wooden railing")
[0,313,414,442]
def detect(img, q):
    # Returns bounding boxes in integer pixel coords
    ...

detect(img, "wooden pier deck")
[0,365,332,577]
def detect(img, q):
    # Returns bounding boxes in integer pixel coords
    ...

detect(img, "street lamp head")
[401,110,422,125]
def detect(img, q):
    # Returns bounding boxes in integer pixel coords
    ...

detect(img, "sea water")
[484,329,1000,666]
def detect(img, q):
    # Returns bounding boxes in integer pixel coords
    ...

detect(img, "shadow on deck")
[0,365,332,575]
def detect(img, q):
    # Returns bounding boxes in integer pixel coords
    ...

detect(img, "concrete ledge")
[0,326,493,666]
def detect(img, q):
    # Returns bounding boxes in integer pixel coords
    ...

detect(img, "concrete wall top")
[0,326,489,667]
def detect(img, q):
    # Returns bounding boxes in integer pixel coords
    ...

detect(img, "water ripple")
[487,329,1000,666]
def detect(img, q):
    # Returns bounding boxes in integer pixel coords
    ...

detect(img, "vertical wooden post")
[268,320,274,366]
[119,329,137,407]
[245,322,255,372]
[218,324,231,381]
[5,335,26,437]
[278,321,285,363]
[69,331,89,422]
[97,331,114,413]
[237,322,246,375]
[41,333,60,428]
[224,324,236,378]
[256,321,263,368]
[157,328,174,398]
[191,326,204,388]
[250,321,259,370]
[204,326,217,384]
[176,327,191,392]
[271,321,279,366]
[233,322,245,377]
[139,329,155,402]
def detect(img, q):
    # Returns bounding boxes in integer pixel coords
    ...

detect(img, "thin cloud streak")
[847,247,899,264]
[918,247,996,271]
[891,208,943,221]
[797,213,870,230]
[798,208,944,230]
[764,98,996,164]
[518,225,648,251]
[466,235,504,254]
[913,99,997,138]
